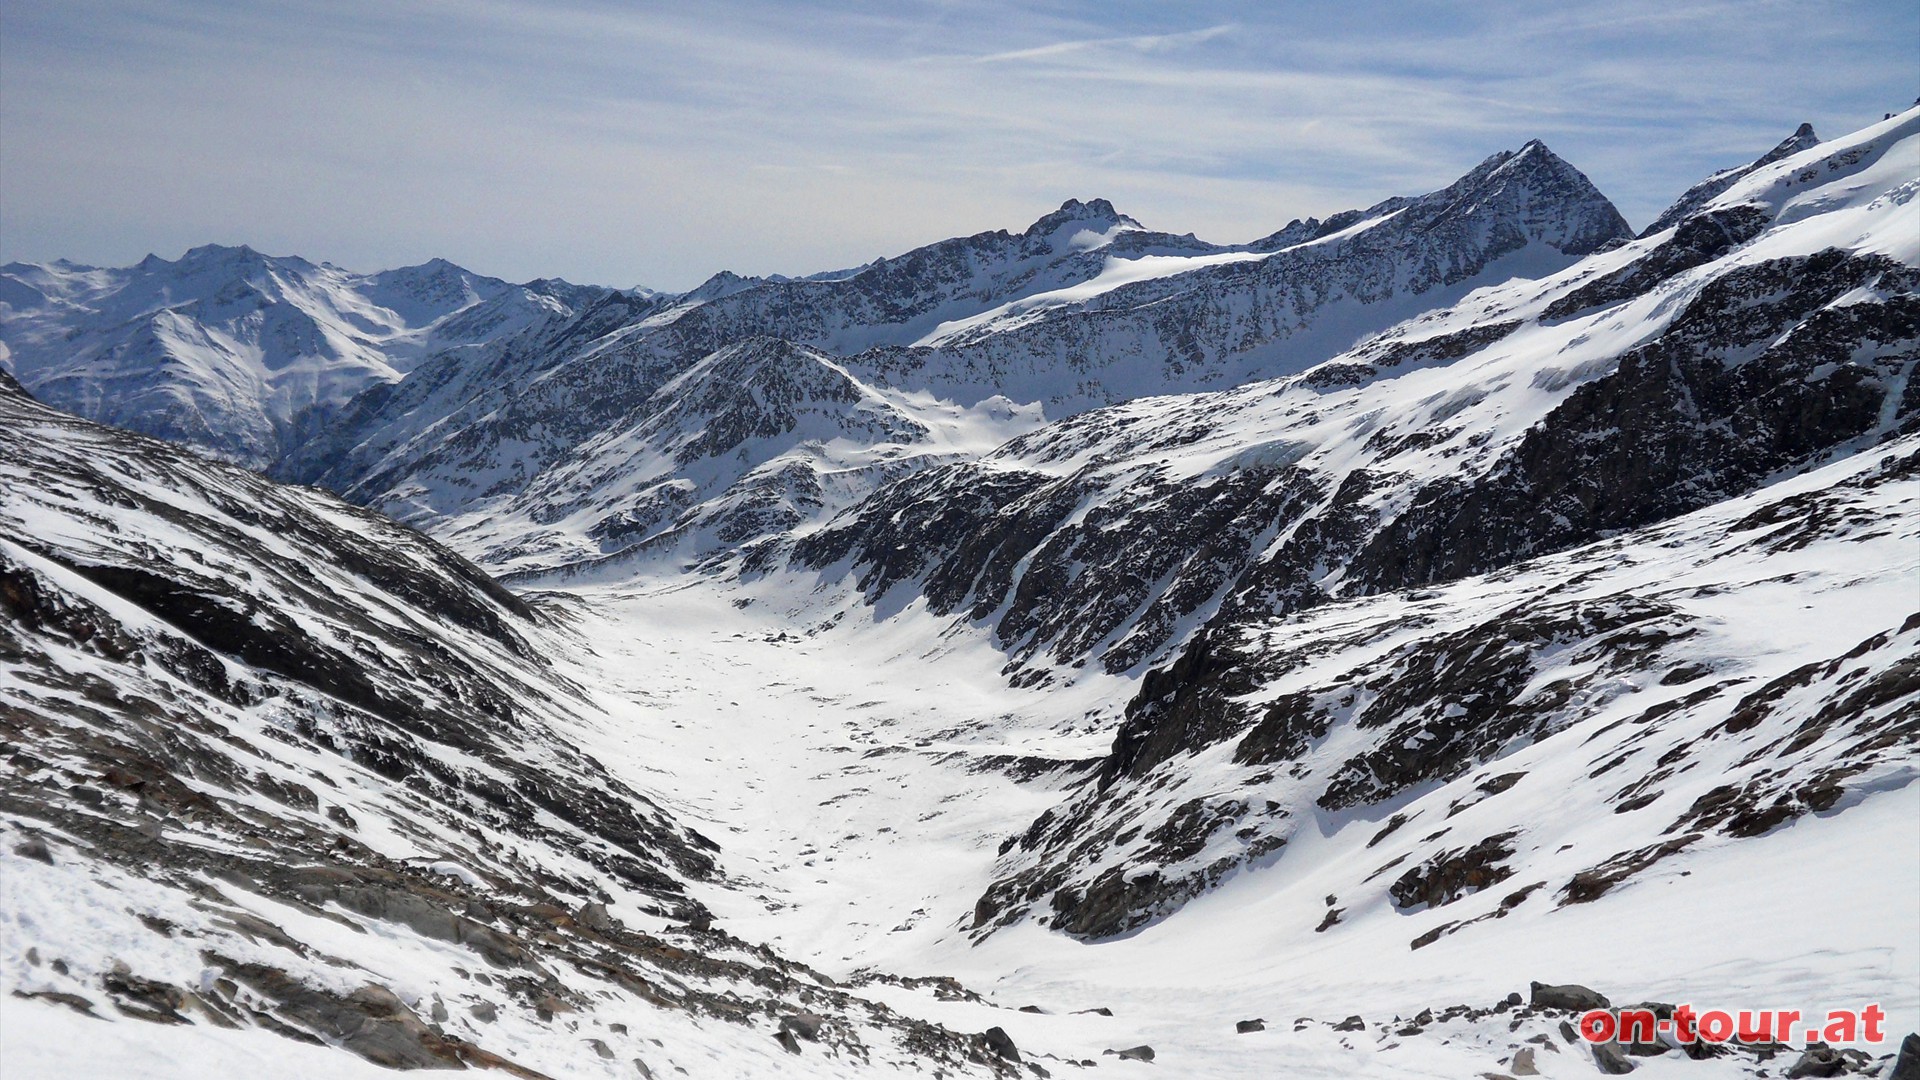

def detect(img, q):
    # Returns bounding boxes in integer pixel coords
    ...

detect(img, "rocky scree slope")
[0,374,1025,1078]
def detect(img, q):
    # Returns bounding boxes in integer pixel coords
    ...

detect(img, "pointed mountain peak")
[402,256,466,275]
[1423,140,1631,256]
[1640,121,1824,238]
[1753,122,1820,168]
[1486,138,1579,179]
[375,256,479,285]
[681,269,764,304]
[1023,198,1141,239]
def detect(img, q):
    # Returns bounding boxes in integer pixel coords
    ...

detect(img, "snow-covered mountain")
[792,104,1919,953]
[439,337,1040,581]
[281,140,1631,579]
[0,246,612,466]
[798,110,1919,677]
[5,108,1918,1080]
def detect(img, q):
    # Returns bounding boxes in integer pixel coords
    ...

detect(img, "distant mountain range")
[0,247,612,466]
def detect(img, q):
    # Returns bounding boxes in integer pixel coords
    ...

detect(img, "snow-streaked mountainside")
[4,107,1919,1080]
[799,109,1919,678]
[0,246,615,467]
[0,373,1039,1078]
[273,140,1631,579]
[1639,122,1821,238]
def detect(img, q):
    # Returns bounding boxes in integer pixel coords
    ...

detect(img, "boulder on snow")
[983,1025,1020,1062]
[1892,1033,1920,1080]
[780,1011,825,1041]
[1783,1044,1846,1078]
[574,902,615,932]
[1591,1041,1637,1074]
[1104,1045,1155,1062]
[1236,1019,1265,1033]
[1530,981,1610,1012]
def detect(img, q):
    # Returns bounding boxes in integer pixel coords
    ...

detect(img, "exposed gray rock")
[1591,1041,1637,1074]
[1529,981,1610,1012]
[575,902,616,932]
[984,1025,1021,1061]
[780,1011,825,1042]
[1892,1032,1920,1080]
[1783,1044,1847,1078]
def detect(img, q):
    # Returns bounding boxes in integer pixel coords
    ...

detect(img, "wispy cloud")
[959,24,1240,65]
[1,0,1912,288]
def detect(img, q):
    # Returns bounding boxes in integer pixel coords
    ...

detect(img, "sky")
[1,1,1914,291]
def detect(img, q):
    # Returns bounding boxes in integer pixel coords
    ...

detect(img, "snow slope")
[538,435,1920,1077]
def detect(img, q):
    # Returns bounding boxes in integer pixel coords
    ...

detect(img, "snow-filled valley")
[3,105,1918,1080]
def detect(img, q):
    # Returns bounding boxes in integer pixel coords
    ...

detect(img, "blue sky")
[1,0,1913,289]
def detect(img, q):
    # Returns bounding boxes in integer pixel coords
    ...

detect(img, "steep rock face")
[797,110,1920,680]
[0,246,607,466]
[0,373,1023,1078]
[968,440,1920,940]
[1339,249,1919,593]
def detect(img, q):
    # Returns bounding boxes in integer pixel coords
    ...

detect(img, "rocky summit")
[3,105,1917,1079]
